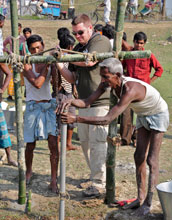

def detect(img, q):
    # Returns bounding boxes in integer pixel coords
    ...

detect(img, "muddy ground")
[0,20,172,219]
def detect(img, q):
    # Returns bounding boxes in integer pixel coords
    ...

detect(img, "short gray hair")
[99,58,123,75]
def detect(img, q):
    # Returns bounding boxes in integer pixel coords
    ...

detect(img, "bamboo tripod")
[7,0,151,219]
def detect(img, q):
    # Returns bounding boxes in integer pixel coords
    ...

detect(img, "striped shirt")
[60,62,72,94]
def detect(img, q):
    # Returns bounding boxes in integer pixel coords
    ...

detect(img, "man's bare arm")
[3,36,12,54]
[122,39,133,51]
[0,63,12,93]
[23,64,49,89]
[70,60,98,67]
[61,82,145,125]
[58,82,108,114]
[61,96,130,125]
[56,62,75,83]
[150,75,158,84]
[74,94,132,125]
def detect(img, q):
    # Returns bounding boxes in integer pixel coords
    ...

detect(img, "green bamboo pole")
[105,0,127,205]
[10,0,26,205]
[0,50,151,64]
[26,190,32,213]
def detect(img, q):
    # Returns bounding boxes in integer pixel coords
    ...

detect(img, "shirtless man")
[58,58,169,216]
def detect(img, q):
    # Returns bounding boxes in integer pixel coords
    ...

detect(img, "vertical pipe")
[105,0,127,205]
[10,0,26,205]
[59,123,67,220]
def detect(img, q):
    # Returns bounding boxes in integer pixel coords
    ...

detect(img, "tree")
[161,0,166,19]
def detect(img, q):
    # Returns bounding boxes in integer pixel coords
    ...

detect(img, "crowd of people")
[0,9,169,217]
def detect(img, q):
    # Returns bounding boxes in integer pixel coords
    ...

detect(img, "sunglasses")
[72,30,84,36]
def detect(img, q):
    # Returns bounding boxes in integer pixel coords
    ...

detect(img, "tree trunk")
[162,0,166,20]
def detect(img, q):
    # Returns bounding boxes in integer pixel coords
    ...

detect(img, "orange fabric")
[7,65,14,96]
[7,65,25,96]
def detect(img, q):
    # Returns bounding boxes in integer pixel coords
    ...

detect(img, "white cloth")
[78,106,109,188]
[129,0,138,6]
[104,0,111,23]
[123,77,168,116]
[110,39,114,48]
[104,0,111,11]
[0,28,4,56]
[24,64,52,101]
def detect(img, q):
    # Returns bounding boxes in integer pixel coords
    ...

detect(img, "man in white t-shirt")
[100,0,111,24]
[23,34,59,193]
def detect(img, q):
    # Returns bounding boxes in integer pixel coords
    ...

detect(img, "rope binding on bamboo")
[4,46,104,73]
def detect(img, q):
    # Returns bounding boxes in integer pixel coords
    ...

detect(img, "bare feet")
[122,198,140,210]
[131,204,150,216]
[48,181,59,194]
[26,172,32,185]
[67,144,77,151]
[7,159,18,167]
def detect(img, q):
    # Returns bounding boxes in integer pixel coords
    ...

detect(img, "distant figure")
[0,13,17,167]
[99,0,111,24]
[127,0,138,20]
[3,23,25,101]
[19,27,32,56]
[94,24,103,35]
[19,27,32,91]
[31,0,46,13]
[3,23,25,55]
[54,27,77,151]
[102,23,115,47]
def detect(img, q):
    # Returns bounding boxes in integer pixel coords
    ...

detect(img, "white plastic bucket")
[156,181,172,220]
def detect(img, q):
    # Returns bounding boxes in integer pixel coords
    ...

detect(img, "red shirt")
[122,48,163,84]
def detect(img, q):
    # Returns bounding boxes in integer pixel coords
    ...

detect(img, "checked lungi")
[0,103,12,148]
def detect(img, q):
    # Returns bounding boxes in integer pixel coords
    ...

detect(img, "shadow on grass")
[164,134,172,139]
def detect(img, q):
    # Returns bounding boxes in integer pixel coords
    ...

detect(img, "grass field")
[0,19,172,220]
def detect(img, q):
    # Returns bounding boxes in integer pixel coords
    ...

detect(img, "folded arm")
[23,64,49,89]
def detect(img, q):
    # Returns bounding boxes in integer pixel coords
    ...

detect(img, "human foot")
[82,186,101,197]
[67,144,77,151]
[7,159,18,167]
[26,172,32,185]
[122,198,140,209]
[48,181,59,194]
